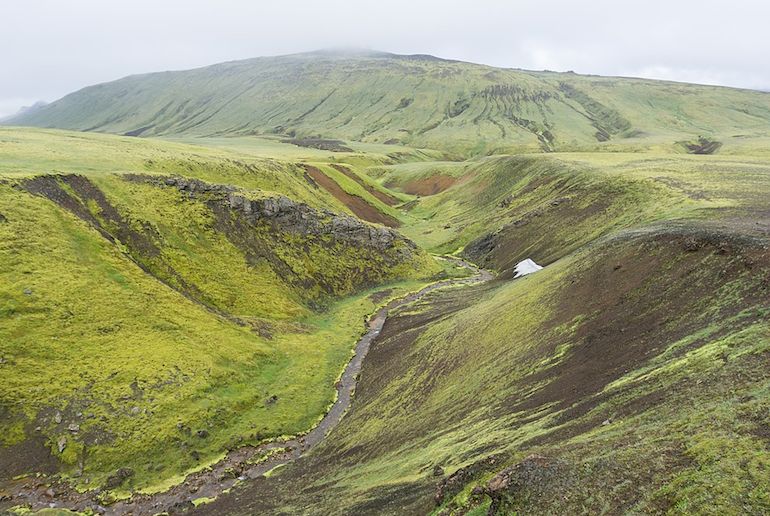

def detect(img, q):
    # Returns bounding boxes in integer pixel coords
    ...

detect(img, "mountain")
[0,100,47,122]
[7,50,770,155]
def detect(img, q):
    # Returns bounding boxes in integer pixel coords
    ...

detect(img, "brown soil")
[329,164,400,206]
[500,227,769,423]
[303,165,400,227]
[399,174,458,196]
[464,193,609,273]
[0,433,60,482]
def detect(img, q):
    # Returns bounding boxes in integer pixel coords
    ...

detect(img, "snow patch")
[513,258,543,278]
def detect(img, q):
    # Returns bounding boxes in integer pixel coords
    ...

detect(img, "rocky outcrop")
[128,175,414,254]
[20,173,425,315]
[484,454,572,515]
[434,455,505,506]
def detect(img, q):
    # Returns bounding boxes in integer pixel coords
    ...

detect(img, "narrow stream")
[10,258,493,515]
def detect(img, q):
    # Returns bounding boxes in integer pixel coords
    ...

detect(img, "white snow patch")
[513,258,543,278]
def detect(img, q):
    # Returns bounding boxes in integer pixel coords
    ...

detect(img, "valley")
[0,50,769,515]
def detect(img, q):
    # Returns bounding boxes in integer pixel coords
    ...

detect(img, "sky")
[2,0,769,118]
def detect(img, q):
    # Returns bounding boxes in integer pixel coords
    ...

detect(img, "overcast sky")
[2,0,769,118]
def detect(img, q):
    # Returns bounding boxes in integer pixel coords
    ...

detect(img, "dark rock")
[0,213,8,223]
[196,429,209,438]
[434,455,503,506]
[485,454,572,514]
[168,500,195,514]
[124,174,414,254]
[266,394,279,405]
[103,467,135,489]
[498,195,513,208]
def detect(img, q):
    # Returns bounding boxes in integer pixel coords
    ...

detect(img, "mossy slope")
[0,130,439,495]
[198,223,770,515]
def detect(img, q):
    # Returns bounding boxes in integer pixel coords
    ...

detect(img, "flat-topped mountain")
[8,50,770,155]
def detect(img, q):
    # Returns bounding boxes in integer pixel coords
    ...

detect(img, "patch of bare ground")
[330,164,400,206]
[303,165,400,227]
[398,174,458,196]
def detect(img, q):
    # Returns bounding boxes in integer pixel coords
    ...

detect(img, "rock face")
[132,175,414,255]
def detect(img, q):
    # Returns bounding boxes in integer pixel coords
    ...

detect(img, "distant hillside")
[7,50,770,155]
[0,100,47,122]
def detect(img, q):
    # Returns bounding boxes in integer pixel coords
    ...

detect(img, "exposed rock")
[23,288,33,296]
[57,436,67,453]
[433,465,445,477]
[266,394,279,406]
[125,174,414,254]
[498,195,513,208]
[434,455,503,505]
[53,412,62,424]
[103,467,135,489]
[485,455,572,514]
[196,429,209,439]
[68,423,80,433]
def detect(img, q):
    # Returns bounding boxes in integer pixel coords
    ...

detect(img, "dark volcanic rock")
[434,455,504,506]
[126,174,414,254]
[104,467,134,489]
[485,454,572,514]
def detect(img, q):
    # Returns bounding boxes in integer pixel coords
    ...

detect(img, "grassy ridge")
[7,50,770,156]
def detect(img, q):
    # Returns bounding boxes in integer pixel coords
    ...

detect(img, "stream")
[7,258,493,515]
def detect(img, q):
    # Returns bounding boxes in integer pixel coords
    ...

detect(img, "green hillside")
[196,149,770,515]
[1,49,769,516]
[0,128,440,494]
[7,50,770,156]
